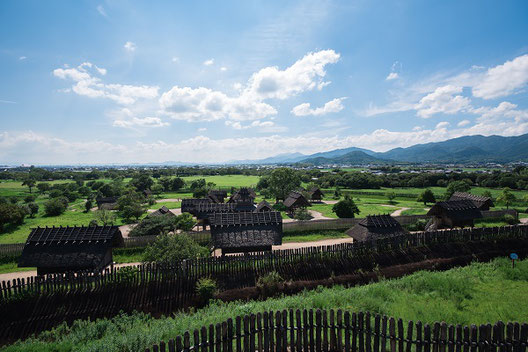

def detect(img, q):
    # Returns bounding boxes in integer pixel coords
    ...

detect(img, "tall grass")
[5,257,528,352]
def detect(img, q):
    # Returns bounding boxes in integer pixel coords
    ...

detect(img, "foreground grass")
[5,257,528,351]
[282,230,349,242]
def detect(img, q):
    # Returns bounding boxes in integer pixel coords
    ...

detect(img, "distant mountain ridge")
[241,133,528,165]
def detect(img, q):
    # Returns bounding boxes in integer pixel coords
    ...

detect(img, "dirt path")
[390,207,410,216]
[323,200,339,205]
[308,210,332,220]
[521,218,528,224]
[156,198,181,203]
[147,208,182,215]
[119,224,136,238]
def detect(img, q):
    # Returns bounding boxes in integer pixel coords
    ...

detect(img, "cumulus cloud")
[473,54,528,99]
[225,120,280,132]
[110,108,168,129]
[203,59,214,66]
[19,56,27,61]
[457,120,471,127]
[54,62,159,105]
[124,41,136,52]
[386,72,399,80]
[291,97,346,116]
[159,50,340,122]
[220,67,227,71]
[415,85,471,118]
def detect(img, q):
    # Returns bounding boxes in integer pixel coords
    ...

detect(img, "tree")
[190,179,206,193]
[417,189,436,205]
[332,196,360,218]
[482,190,493,200]
[85,198,93,213]
[130,173,154,192]
[44,197,68,216]
[159,177,172,191]
[118,191,146,221]
[171,177,185,191]
[36,182,50,194]
[268,168,301,202]
[0,203,26,231]
[445,180,471,199]
[192,187,208,198]
[386,191,396,204]
[142,234,209,264]
[22,179,36,193]
[121,202,145,221]
[497,188,516,209]
[26,202,39,218]
[94,209,117,226]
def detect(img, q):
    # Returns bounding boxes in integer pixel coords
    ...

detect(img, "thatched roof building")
[426,200,482,229]
[209,211,283,254]
[449,192,494,210]
[346,215,407,242]
[227,187,256,211]
[283,191,311,210]
[18,226,124,275]
[208,190,228,203]
[307,187,325,202]
[148,206,175,217]
[96,196,118,210]
[255,200,273,212]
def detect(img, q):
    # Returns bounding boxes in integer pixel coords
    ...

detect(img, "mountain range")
[233,133,528,165]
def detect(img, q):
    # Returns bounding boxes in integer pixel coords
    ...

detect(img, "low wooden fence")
[1,225,528,343]
[147,309,528,352]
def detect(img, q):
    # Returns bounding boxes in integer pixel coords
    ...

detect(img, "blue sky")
[1,0,528,164]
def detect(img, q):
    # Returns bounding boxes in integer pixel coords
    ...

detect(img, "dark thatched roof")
[209,211,282,226]
[346,215,407,242]
[307,187,325,199]
[149,206,175,217]
[255,200,274,212]
[19,226,124,270]
[283,191,311,209]
[227,188,256,203]
[427,200,482,220]
[210,211,282,250]
[449,192,494,210]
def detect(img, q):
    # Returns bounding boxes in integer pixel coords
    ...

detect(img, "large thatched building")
[226,188,256,212]
[449,192,494,211]
[426,200,482,229]
[148,206,175,217]
[209,211,283,254]
[307,187,325,202]
[18,226,124,275]
[283,191,311,212]
[346,215,407,242]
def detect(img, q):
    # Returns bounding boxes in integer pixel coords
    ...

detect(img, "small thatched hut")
[254,200,273,212]
[227,188,256,212]
[209,211,283,254]
[426,200,482,229]
[148,206,175,217]
[449,192,494,211]
[307,187,325,202]
[96,196,118,210]
[283,191,311,212]
[18,226,124,275]
[346,215,407,242]
[208,190,228,203]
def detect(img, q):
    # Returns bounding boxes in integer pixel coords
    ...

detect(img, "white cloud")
[436,121,450,129]
[19,56,27,61]
[160,50,340,123]
[172,57,179,63]
[124,41,136,52]
[473,54,528,99]
[243,49,340,100]
[386,72,399,81]
[159,86,277,122]
[291,97,346,116]
[457,119,471,127]
[220,67,227,71]
[54,62,159,105]
[203,59,214,66]
[415,85,471,118]
[198,127,207,132]
[96,5,107,17]
[113,117,168,128]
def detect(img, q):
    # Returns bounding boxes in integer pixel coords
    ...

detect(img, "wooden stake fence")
[146,309,528,352]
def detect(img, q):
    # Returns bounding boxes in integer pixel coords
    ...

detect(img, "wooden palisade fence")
[146,309,528,352]
[1,225,528,344]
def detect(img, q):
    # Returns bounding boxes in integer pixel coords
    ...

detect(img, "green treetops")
[142,234,208,264]
[497,188,516,209]
[268,168,301,201]
[417,189,436,205]
[332,195,360,218]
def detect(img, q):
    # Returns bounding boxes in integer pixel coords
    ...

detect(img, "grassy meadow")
[4,257,528,351]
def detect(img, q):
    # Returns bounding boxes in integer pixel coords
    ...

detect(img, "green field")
[5,257,528,352]
[181,175,259,188]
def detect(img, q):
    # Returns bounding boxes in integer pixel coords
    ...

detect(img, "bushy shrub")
[332,196,360,218]
[26,202,39,218]
[294,207,312,220]
[0,203,26,231]
[142,234,209,264]
[272,202,287,212]
[405,219,428,231]
[44,197,68,216]
[24,194,36,203]
[196,278,217,304]
[256,271,284,298]
[129,213,196,237]
[503,214,519,225]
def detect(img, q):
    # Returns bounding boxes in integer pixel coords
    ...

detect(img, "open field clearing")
[4,257,527,352]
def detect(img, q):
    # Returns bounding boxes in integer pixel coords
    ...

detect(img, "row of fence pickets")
[1,224,527,299]
[146,310,528,352]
